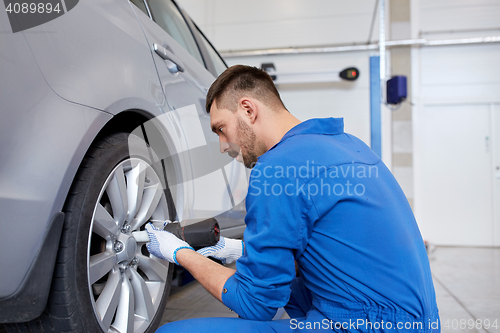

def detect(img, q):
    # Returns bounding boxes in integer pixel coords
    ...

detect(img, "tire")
[2,132,175,333]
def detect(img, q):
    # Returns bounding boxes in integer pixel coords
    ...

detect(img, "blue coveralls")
[158,118,440,332]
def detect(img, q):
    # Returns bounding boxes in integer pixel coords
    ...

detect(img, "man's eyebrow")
[211,122,221,134]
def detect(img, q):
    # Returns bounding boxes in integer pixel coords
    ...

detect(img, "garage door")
[414,43,500,246]
[417,103,499,246]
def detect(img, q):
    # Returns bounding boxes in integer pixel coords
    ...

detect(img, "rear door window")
[197,28,227,76]
[146,0,204,66]
[129,0,149,16]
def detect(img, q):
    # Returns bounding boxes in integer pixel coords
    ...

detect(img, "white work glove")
[145,223,194,265]
[196,237,244,265]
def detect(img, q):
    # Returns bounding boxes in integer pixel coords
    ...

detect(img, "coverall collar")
[266,117,345,154]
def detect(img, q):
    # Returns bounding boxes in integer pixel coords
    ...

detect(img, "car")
[0,0,247,332]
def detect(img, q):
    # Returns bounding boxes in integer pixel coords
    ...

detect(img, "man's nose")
[219,140,230,154]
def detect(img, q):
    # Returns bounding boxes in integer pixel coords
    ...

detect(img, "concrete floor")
[160,263,239,325]
[159,247,500,332]
[428,247,500,333]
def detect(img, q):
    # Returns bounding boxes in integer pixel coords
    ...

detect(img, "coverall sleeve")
[221,166,315,320]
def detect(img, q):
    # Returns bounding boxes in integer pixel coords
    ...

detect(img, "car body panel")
[0,0,247,310]
[23,0,164,113]
[130,2,247,223]
[0,19,112,297]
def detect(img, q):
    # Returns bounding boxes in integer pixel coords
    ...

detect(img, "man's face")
[210,104,265,168]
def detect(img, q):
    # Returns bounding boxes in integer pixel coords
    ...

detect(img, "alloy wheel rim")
[87,158,170,333]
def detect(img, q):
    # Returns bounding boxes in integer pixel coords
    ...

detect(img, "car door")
[185,18,250,232]
[129,0,247,232]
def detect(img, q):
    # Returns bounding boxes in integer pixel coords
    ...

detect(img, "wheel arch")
[0,108,180,325]
[94,109,181,220]
[94,109,151,141]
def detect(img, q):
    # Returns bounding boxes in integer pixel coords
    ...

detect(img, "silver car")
[0,1,247,332]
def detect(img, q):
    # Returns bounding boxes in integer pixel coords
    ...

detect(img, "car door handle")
[153,43,184,73]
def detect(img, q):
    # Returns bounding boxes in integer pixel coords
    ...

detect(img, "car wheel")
[3,132,175,333]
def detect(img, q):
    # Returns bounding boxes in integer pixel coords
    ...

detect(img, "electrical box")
[386,76,407,105]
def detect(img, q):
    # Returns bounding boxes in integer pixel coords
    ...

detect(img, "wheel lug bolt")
[114,241,124,253]
[121,224,131,234]
[131,257,139,265]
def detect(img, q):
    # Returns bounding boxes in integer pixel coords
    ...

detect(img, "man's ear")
[239,98,257,124]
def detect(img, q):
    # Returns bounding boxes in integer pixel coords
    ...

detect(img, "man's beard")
[235,117,266,169]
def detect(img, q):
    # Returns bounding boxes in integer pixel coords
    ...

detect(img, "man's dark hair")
[205,65,286,113]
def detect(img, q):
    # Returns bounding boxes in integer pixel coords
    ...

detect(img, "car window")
[197,29,227,76]
[146,0,204,66]
[129,0,149,16]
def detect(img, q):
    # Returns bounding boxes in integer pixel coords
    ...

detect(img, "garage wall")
[177,0,500,246]
[221,52,373,145]
[176,0,384,145]
[389,1,413,207]
[176,0,381,51]
[419,0,500,39]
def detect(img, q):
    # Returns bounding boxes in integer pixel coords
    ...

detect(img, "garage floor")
[429,247,500,333]
[159,247,500,332]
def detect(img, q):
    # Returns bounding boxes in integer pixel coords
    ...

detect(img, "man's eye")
[218,127,223,133]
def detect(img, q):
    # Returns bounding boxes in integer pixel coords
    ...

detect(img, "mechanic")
[146,65,440,332]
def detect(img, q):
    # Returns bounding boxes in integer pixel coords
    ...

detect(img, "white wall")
[419,0,500,39]
[222,52,372,145]
[178,0,500,246]
[177,0,383,144]
[177,0,381,51]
